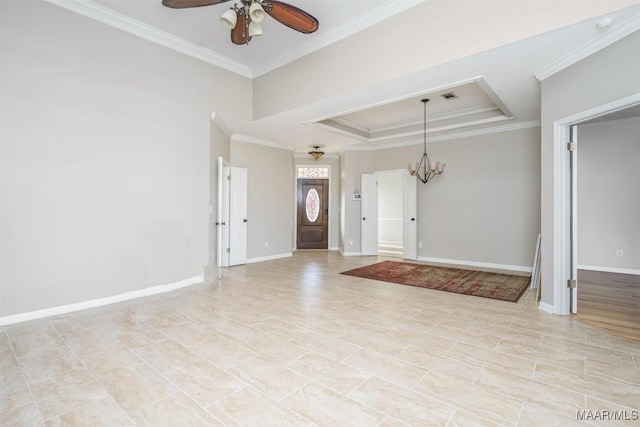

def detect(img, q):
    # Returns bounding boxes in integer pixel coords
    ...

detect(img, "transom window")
[297,166,329,179]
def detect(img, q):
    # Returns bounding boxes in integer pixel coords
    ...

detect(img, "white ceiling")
[48,0,640,153]
[85,0,422,76]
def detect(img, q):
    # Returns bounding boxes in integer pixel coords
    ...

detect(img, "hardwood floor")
[575,269,640,344]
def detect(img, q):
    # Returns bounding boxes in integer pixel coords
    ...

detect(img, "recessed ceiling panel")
[311,78,514,144]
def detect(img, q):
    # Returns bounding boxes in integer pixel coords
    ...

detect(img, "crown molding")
[45,0,253,78]
[344,120,541,151]
[46,0,426,79]
[293,153,340,159]
[535,12,640,82]
[252,0,426,77]
[232,134,294,151]
[210,113,233,138]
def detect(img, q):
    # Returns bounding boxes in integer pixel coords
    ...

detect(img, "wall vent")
[440,92,458,100]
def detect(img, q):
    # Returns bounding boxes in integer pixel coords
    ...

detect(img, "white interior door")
[229,166,248,266]
[403,171,417,260]
[361,174,378,256]
[218,164,231,268]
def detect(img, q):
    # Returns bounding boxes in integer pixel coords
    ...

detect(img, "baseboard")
[0,275,204,326]
[537,302,554,314]
[246,252,292,264]
[329,246,339,251]
[417,256,532,275]
[339,248,362,256]
[577,265,640,276]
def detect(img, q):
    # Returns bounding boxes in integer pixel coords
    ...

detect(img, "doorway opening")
[552,95,639,317]
[361,170,417,259]
[572,108,640,342]
[376,171,404,257]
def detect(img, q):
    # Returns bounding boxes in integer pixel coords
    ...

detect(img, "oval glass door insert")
[305,188,320,222]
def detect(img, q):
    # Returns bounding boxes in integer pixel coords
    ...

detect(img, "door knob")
[411,218,415,221]
[243,219,248,223]
[362,217,366,220]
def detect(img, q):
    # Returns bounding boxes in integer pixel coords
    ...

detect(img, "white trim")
[44,0,253,78]
[552,122,572,315]
[293,153,340,159]
[252,0,426,77]
[372,105,501,133]
[329,246,339,251]
[578,265,640,276]
[551,94,640,315]
[307,76,492,123]
[211,113,233,138]
[417,256,532,275]
[45,0,426,79]
[344,120,541,151]
[293,163,333,250]
[232,134,294,151]
[304,122,371,143]
[246,252,293,264]
[0,275,203,326]
[537,302,554,314]
[535,13,640,82]
[367,116,512,144]
[339,249,362,257]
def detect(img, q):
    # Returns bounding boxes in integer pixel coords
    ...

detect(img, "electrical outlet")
[418,242,423,249]
[349,238,354,246]
[264,241,269,248]
[616,249,623,257]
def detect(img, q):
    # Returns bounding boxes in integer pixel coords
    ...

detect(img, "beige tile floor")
[2,251,639,426]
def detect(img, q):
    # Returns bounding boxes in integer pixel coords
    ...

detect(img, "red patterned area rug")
[341,261,530,302]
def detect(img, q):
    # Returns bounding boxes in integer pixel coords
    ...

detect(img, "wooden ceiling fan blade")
[162,0,230,9]
[265,0,319,34]
[231,12,251,45]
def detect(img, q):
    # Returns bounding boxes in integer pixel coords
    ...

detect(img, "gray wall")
[540,32,640,308]
[293,156,340,250]
[230,141,293,260]
[0,1,251,316]
[577,117,640,271]
[339,151,373,254]
[371,127,541,268]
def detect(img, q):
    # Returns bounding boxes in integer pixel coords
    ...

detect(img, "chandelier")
[407,99,446,183]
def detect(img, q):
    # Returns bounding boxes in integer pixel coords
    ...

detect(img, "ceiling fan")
[162,0,319,45]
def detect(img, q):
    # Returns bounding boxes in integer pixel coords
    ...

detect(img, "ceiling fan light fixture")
[249,2,266,23]
[249,21,263,37]
[220,9,238,30]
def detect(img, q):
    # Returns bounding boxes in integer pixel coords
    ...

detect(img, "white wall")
[252,1,636,120]
[230,141,293,260]
[0,1,251,316]
[577,117,640,271]
[540,31,640,309]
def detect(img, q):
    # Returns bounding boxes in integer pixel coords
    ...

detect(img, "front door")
[297,179,328,249]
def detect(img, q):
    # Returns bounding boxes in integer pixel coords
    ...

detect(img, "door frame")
[551,94,640,315]
[293,164,332,250]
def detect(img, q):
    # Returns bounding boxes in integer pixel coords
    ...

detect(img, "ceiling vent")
[440,92,458,100]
